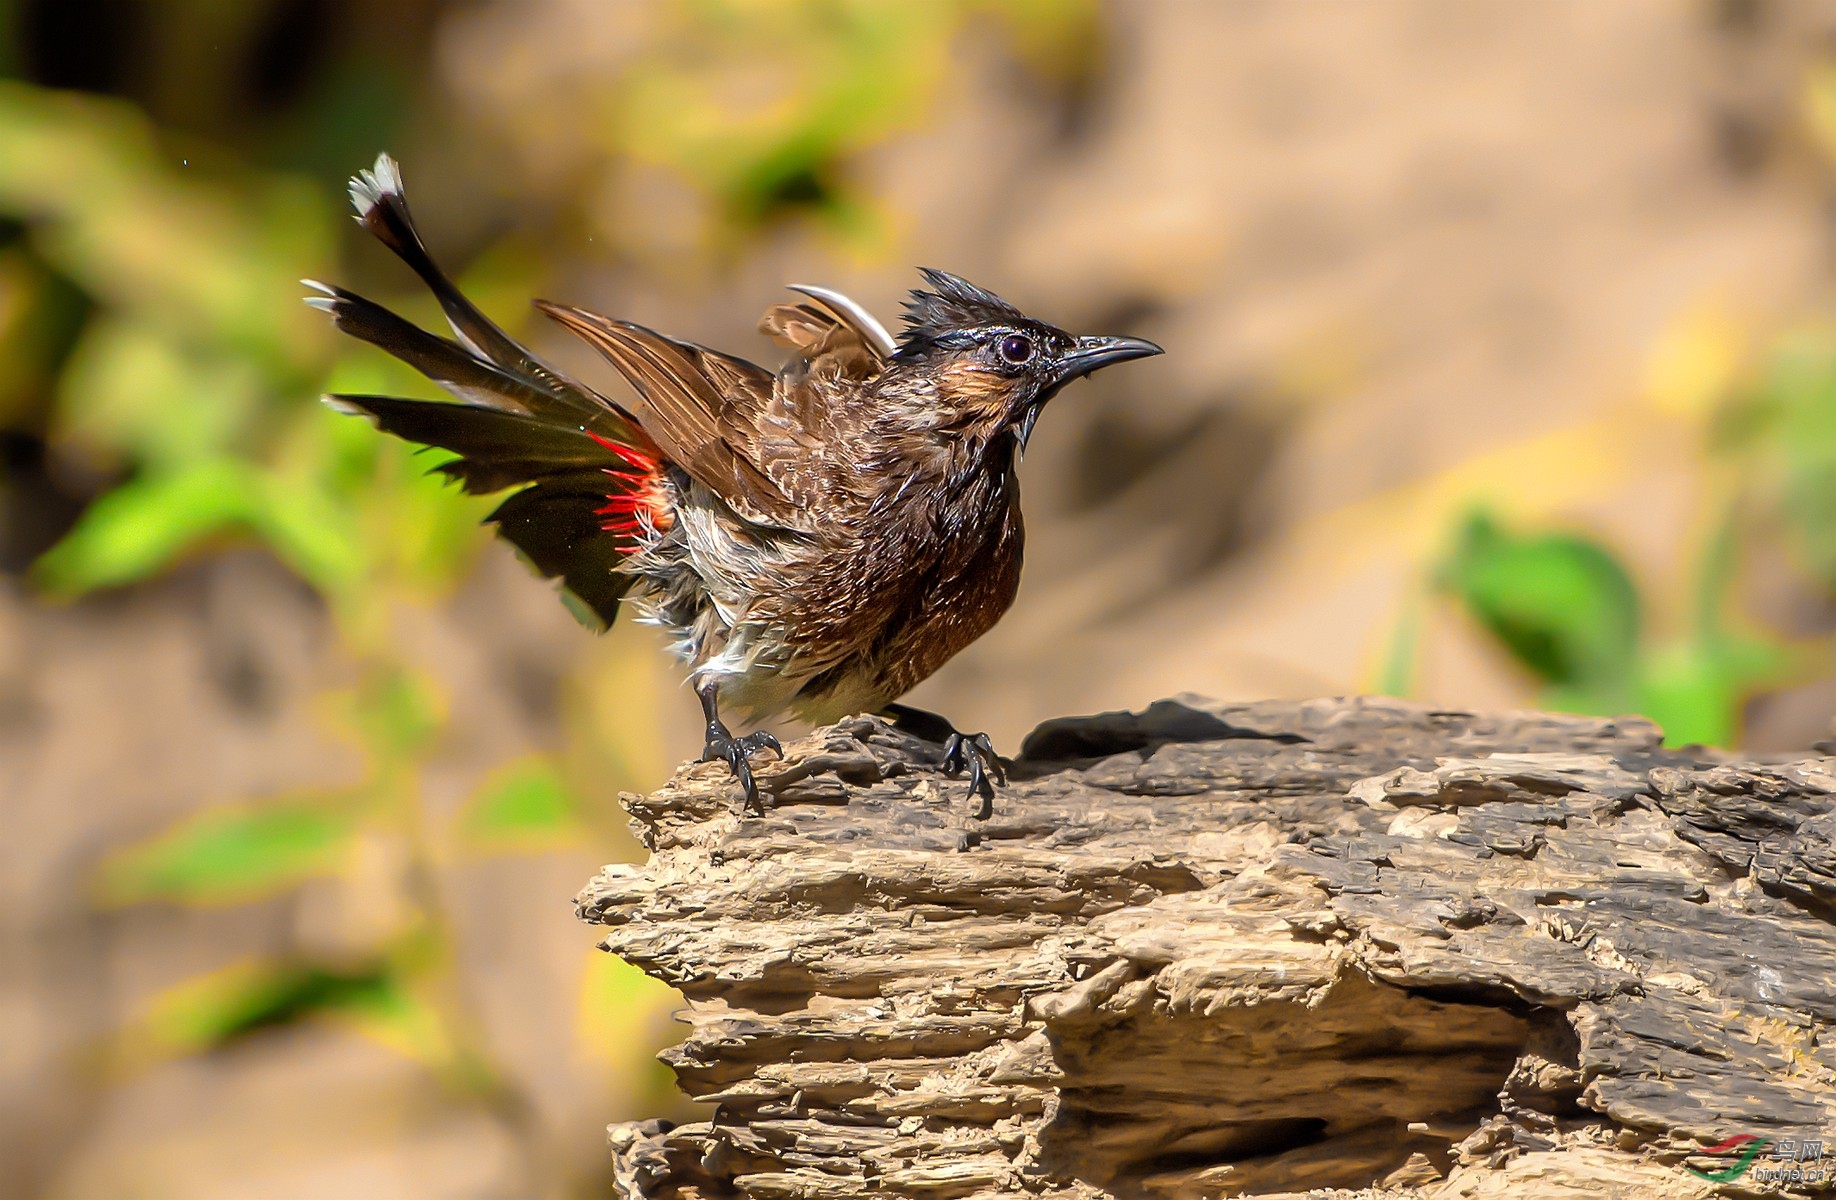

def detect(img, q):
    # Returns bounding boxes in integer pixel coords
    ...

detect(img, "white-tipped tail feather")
[300,278,336,312]
[347,152,405,220]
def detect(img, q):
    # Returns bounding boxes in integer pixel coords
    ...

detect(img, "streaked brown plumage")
[306,154,1161,813]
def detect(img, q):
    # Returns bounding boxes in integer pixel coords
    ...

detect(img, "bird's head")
[888,268,1162,452]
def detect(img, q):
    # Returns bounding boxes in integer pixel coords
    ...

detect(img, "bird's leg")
[698,680,781,815]
[880,702,1005,818]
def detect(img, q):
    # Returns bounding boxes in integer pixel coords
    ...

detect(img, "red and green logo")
[1687,1135,1771,1182]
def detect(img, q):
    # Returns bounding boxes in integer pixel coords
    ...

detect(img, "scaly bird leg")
[881,702,1005,819]
[698,680,781,815]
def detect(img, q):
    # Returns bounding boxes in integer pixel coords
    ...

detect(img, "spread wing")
[535,302,798,526]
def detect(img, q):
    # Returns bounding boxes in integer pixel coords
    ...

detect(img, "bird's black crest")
[898,268,1026,351]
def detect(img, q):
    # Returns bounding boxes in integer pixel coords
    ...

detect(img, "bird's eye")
[998,333,1034,364]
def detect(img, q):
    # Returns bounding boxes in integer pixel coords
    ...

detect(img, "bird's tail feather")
[346,154,585,402]
[325,390,670,629]
[303,280,561,418]
[306,154,669,629]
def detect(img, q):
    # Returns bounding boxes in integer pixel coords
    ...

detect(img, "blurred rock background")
[6,1,1836,1197]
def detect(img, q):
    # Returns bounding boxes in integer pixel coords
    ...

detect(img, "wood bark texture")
[575,697,1836,1199]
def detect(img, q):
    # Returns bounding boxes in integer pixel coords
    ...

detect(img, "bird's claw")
[738,730,782,756]
[703,730,782,815]
[941,730,1004,818]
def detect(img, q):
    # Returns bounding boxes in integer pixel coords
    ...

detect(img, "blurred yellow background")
[6,1,1836,1197]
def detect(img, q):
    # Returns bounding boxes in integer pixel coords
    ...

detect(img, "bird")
[304,154,1162,816]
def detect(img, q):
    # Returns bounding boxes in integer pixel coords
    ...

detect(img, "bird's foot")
[941,730,1004,820]
[880,703,1007,818]
[702,730,782,815]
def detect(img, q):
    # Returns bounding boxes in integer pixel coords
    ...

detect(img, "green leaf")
[32,459,259,596]
[130,957,491,1092]
[137,959,394,1057]
[460,758,582,851]
[333,970,474,1082]
[97,799,355,906]
[1636,635,1795,748]
[1439,509,1641,700]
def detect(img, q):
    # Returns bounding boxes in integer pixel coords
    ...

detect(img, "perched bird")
[305,154,1161,814]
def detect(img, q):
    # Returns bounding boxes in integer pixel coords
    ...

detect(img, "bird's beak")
[1016,335,1164,452]
[1032,334,1163,406]
[1056,334,1165,382]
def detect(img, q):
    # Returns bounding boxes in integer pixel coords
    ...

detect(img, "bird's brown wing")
[750,286,899,505]
[535,301,798,525]
[758,302,883,385]
[758,284,893,382]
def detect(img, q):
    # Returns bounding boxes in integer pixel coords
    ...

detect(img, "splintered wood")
[576,697,1836,1199]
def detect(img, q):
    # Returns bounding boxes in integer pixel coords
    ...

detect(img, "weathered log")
[576,697,1836,1199]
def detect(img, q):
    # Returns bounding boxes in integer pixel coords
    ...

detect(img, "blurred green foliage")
[463,758,586,851]
[1429,326,1836,746]
[1441,511,1643,709]
[1437,508,1793,746]
[1721,330,1836,590]
[147,961,405,1052]
[607,0,1098,243]
[1416,60,1836,748]
[0,81,598,1162]
[98,798,358,906]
